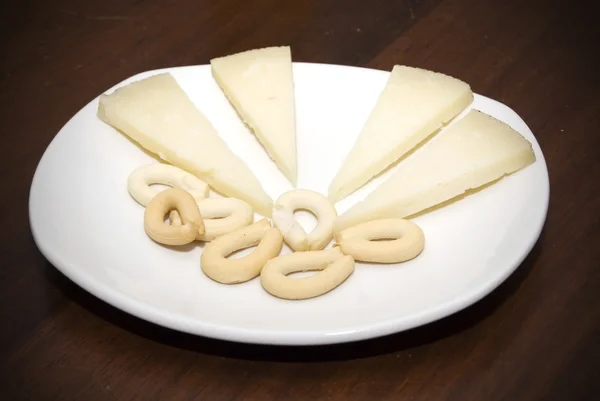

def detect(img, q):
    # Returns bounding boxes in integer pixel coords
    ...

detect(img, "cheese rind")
[334,110,537,232]
[211,46,297,185]
[328,65,474,202]
[97,72,273,216]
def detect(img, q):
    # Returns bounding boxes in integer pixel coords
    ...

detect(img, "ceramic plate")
[29,63,549,345]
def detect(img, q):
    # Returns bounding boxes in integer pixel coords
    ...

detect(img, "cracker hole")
[149,183,171,191]
[226,245,258,260]
[294,209,317,233]
[370,238,397,242]
[287,271,319,278]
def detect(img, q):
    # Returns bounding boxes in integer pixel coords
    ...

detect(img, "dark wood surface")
[2,0,599,399]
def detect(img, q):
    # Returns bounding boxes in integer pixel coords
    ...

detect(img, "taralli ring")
[260,247,355,300]
[128,163,209,206]
[144,187,205,246]
[170,197,254,241]
[271,189,337,252]
[201,219,283,284]
[335,218,425,263]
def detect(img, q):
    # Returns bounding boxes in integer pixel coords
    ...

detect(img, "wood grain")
[1,0,599,400]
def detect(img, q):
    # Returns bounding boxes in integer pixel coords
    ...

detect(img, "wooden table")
[2,0,599,399]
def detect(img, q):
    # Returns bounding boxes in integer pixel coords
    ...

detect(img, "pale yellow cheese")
[97,73,273,216]
[211,46,298,185]
[328,65,474,202]
[334,110,536,232]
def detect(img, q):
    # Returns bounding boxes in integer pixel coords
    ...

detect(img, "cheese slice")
[334,110,536,232]
[328,65,474,202]
[97,72,273,216]
[210,46,297,185]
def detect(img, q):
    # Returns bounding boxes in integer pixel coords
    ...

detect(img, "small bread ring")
[260,247,355,300]
[170,197,254,241]
[144,187,205,246]
[128,163,209,206]
[201,219,283,284]
[335,218,425,263]
[272,189,337,252]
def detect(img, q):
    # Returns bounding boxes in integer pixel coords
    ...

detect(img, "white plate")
[29,63,549,345]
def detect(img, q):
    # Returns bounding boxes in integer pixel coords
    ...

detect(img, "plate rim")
[28,62,550,346]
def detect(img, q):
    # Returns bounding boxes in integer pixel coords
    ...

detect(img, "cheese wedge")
[97,72,273,216]
[334,110,536,232]
[328,65,474,202]
[211,46,297,185]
